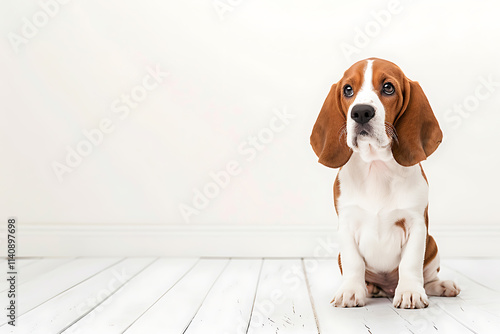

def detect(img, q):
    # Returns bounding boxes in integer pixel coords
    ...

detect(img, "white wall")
[1,0,500,231]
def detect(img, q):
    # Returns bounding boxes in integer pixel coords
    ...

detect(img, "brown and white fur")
[310,58,460,309]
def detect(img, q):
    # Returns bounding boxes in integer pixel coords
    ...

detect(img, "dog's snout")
[351,104,375,124]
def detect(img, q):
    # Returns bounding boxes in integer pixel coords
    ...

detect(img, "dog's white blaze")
[354,59,375,105]
[346,59,391,162]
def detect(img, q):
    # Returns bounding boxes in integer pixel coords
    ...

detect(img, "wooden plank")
[0,257,121,326]
[16,258,74,285]
[427,264,500,333]
[184,259,262,334]
[304,258,470,334]
[0,258,74,314]
[1,258,40,278]
[442,258,500,292]
[247,259,318,334]
[4,258,155,334]
[388,300,474,334]
[13,258,40,268]
[124,259,229,333]
[1,258,68,292]
[63,258,199,333]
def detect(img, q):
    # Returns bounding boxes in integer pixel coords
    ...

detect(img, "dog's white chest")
[337,153,428,272]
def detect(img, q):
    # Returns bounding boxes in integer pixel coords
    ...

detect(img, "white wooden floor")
[1,258,500,334]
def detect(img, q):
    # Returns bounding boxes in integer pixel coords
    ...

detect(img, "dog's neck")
[355,139,393,163]
[348,140,412,179]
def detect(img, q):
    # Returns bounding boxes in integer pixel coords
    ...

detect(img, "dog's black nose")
[351,104,375,124]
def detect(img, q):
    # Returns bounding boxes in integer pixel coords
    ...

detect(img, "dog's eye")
[382,82,395,95]
[343,85,354,97]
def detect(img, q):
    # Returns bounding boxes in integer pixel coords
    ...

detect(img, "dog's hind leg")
[424,254,461,297]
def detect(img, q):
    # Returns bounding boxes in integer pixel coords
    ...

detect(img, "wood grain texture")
[1,258,155,334]
[247,259,318,334]
[64,258,199,334]
[124,259,229,334]
[2,257,499,333]
[0,257,123,326]
[185,259,262,334]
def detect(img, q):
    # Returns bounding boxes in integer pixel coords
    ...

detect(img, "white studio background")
[1,0,499,230]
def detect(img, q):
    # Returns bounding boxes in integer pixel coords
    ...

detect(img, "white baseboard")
[15,223,500,258]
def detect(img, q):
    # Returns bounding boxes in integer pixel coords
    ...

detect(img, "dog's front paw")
[393,283,429,309]
[331,282,367,307]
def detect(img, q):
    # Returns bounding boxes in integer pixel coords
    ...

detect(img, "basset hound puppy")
[311,58,460,309]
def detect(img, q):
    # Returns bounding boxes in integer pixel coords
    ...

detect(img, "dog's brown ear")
[392,80,443,167]
[310,84,352,168]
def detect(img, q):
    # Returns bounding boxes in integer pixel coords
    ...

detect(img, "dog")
[310,58,460,308]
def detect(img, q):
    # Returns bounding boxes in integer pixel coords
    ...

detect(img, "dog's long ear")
[310,84,352,168]
[392,80,443,167]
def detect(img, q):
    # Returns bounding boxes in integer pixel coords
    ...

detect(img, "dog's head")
[311,58,442,168]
